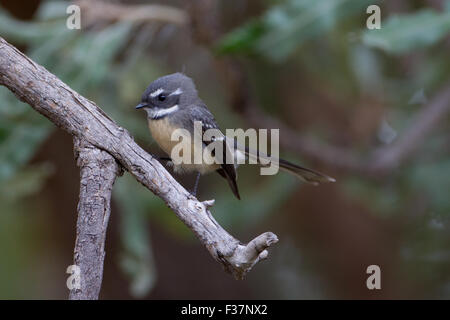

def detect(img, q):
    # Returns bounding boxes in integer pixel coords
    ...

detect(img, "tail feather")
[278,158,335,185]
[226,137,335,185]
[216,168,241,199]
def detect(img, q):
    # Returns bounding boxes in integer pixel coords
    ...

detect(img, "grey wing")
[189,105,220,131]
[189,105,241,199]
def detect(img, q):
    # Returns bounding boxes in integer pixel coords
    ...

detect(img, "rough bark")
[68,138,121,300]
[0,37,277,289]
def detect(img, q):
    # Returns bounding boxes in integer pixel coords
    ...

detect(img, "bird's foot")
[155,156,173,167]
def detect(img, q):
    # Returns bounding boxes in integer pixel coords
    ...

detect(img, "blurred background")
[0,0,450,299]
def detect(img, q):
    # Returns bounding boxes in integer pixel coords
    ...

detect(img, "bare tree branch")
[69,138,121,300]
[0,37,277,288]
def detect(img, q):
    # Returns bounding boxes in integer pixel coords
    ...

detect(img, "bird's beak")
[135,102,149,110]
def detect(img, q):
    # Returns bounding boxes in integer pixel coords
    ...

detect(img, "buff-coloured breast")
[148,118,220,174]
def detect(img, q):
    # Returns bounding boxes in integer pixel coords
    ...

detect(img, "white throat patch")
[146,104,179,119]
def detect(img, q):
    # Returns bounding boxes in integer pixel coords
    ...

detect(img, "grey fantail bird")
[136,73,335,199]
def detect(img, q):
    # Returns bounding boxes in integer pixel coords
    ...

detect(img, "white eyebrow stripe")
[169,88,183,96]
[147,104,179,119]
[150,88,164,98]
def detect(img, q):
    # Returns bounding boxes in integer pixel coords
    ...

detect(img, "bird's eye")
[158,94,166,102]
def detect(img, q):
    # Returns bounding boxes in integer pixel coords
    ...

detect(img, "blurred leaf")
[27,26,77,68]
[0,163,54,203]
[70,23,133,91]
[408,88,428,105]
[0,5,134,187]
[216,20,266,54]
[362,9,450,54]
[0,8,66,45]
[0,88,53,182]
[114,174,158,298]
[349,44,383,94]
[218,0,377,62]
[34,0,70,20]
[410,160,450,215]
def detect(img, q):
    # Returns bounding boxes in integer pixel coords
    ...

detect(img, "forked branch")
[69,138,121,300]
[0,37,278,299]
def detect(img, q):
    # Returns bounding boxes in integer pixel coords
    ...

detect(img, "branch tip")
[202,199,215,208]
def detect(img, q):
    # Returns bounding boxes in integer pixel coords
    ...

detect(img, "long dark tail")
[277,158,335,185]
[216,167,241,199]
[228,137,335,185]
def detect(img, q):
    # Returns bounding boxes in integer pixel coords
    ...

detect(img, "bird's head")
[135,73,198,119]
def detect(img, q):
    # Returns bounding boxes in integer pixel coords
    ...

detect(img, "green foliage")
[114,174,159,298]
[216,19,266,55]
[0,1,153,296]
[362,8,450,54]
[0,1,133,186]
[411,160,450,215]
[218,0,378,62]
[0,164,54,203]
[0,89,52,184]
[0,7,67,44]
